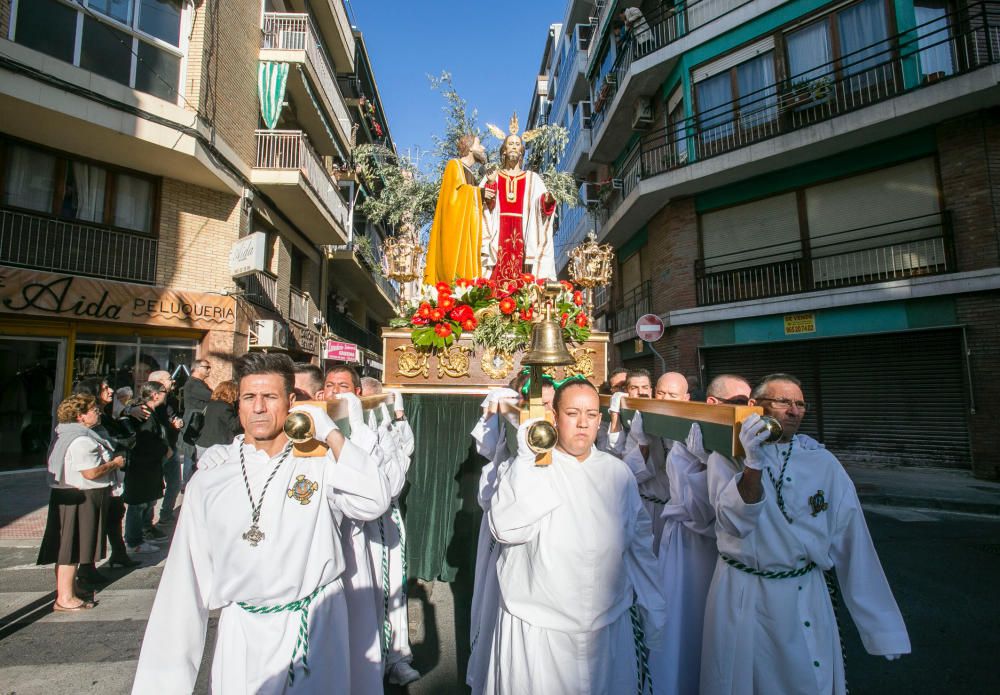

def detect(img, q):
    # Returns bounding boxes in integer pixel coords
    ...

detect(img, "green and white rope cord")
[825,569,850,694]
[391,502,407,595]
[237,583,327,686]
[378,516,392,660]
[721,554,817,579]
[628,602,653,695]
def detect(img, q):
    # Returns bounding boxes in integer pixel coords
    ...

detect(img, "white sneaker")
[129,542,159,554]
[388,662,421,686]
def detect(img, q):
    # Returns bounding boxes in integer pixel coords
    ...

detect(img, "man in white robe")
[485,380,667,695]
[360,377,420,686]
[701,373,910,695]
[650,373,750,695]
[132,353,390,694]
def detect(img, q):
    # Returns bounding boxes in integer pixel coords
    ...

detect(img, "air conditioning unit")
[632,97,654,130]
[579,181,601,206]
[251,319,290,350]
[536,76,549,97]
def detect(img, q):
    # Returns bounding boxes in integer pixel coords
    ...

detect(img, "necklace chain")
[239,440,292,545]
[766,439,795,523]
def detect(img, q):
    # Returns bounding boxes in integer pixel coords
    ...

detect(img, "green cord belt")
[237,583,329,686]
[721,554,817,579]
[629,602,654,695]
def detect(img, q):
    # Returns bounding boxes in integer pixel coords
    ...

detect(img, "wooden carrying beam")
[599,395,762,458]
[291,394,394,457]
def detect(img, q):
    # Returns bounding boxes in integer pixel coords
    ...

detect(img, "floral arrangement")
[390,274,592,351]
[359,96,384,138]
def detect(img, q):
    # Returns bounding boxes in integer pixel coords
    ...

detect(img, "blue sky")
[345,0,566,170]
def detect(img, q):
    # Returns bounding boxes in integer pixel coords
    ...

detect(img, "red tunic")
[487,172,556,295]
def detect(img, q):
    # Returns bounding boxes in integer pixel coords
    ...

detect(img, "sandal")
[53,600,97,612]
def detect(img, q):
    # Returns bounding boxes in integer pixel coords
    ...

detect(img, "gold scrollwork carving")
[564,347,597,379]
[395,345,429,378]
[437,345,474,378]
[481,349,514,380]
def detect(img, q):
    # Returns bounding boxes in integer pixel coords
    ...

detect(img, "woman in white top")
[36,394,125,611]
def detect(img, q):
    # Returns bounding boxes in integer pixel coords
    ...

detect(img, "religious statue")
[423,134,488,286]
[482,114,557,294]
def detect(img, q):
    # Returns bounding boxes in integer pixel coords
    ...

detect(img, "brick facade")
[955,291,1000,480]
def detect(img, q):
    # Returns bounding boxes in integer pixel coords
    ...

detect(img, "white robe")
[650,440,716,695]
[132,437,390,694]
[486,447,667,695]
[701,435,911,695]
[481,169,556,280]
[621,413,672,550]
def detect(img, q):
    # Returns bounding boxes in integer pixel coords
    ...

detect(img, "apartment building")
[0,0,397,469]
[541,0,1000,477]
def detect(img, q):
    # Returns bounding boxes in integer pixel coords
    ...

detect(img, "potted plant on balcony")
[782,75,833,110]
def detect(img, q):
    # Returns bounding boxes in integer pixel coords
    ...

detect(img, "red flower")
[575,313,589,327]
[560,312,569,328]
[499,297,517,315]
[429,308,444,322]
[475,277,491,287]
[439,295,456,311]
[518,308,534,322]
[436,282,452,295]
[461,318,477,331]
[411,313,429,326]
[560,280,574,292]
[434,322,452,338]
[418,302,432,319]
[456,278,473,288]
[520,272,535,285]
[573,291,584,306]
[450,305,472,322]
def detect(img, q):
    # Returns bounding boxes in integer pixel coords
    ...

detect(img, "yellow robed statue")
[423,134,487,285]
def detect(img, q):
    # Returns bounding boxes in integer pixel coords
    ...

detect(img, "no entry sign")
[636,313,664,342]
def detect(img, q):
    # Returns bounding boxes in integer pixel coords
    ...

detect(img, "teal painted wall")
[700,297,957,346]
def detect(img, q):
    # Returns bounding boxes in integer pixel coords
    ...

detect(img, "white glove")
[481,387,518,413]
[289,404,338,443]
[516,418,542,462]
[685,423,710,463]
[609,391,627,414]
[388,389,405,416]
[335,392,366,430]
[884,654,903,661]
[738,414,771,471]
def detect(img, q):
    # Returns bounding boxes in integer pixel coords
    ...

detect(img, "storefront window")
[0,338,62,471]
[73,335,197,395]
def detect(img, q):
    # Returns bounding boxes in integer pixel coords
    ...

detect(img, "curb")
[859,494,1000,517]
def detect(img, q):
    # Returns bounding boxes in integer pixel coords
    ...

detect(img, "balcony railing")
[590,0,755,133]
[237,271,280,312]
[289,286,312,325]
[255,130,349,230]
[0,208,157,283]
[327,312,381,353]
[608,280,653,335]
[695,212,954,305]
[261,12,352,137]
[608,2,1000,215]
[326,239,400,304]
[562,102,592,169]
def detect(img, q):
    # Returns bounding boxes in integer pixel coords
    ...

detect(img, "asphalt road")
[1,503,998,694]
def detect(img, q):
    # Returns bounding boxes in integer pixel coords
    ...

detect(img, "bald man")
[620,372,689,548]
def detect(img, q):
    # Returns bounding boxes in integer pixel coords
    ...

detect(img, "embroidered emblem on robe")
[287,475,319,505]
[809,489,829,517]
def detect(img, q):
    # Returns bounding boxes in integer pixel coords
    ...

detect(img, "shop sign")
[229,232,269,277]
[784,312,816,335]
[0,267,236,329]
[324,339,359,362]
[290,323,321,355]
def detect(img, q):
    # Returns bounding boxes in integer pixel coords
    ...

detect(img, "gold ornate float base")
[382,329,609,391]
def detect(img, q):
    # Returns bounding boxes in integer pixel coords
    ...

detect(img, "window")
[667,93,688,164]
[694,42,778,145]
[786,21,833,84]
[1,141,157,233]
[915,0,955,79]
[837,0,890,77]
[12,0,186,103]
[290,249,304,291]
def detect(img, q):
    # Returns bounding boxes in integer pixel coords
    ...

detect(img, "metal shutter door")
[702,329,970,468]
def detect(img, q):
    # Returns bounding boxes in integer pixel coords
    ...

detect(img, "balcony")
[599,3,1000,247]
[289,0,355,74]
[608,280,653,342]
[260,12,353,154]
[289,286,316,325]
[237,271,280,313]
[252,130,349,245]
[327,312,382,354]
[552,25,593,122]
[0,208,157,284]
[696,213,955,305]
[561,103,592,175]
[323,239,399,315]
[588,0,760,159]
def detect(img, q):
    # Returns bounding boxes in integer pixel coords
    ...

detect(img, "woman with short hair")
[37,394,125,611]
[193,380,241,458]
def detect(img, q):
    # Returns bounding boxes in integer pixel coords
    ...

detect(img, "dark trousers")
[106,496,127,557]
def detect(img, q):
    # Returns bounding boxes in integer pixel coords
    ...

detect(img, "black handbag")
[183,409,206,445]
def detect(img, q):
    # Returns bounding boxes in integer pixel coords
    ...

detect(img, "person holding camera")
[122,382,171,555]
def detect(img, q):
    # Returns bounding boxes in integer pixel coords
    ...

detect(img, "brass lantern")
[568,231,615,315]
[382,228,423,314]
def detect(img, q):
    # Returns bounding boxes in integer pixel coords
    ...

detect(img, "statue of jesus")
[482,114,557,294]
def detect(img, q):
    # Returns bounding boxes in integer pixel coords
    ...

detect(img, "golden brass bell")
[522,304,574,367]
[283,411,315,444]
[526,419,558,454]
[760,416,783,443]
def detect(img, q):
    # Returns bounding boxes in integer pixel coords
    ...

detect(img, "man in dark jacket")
[180,360,213,480]
[147,371,183,529]
[123,382,170,555]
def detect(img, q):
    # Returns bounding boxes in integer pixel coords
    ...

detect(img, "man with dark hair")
[485,380,666,693]
[133,352,390,694]
[602,367,654,456]
[608,367,628,393]
[293,363,326,402]
[700,373,909,695]
[324,365,361,398]
[181,359,213,480]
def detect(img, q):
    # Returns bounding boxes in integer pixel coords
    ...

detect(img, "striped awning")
[258,61,289,130]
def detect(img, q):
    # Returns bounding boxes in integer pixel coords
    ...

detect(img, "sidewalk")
[847,464,1000,516]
